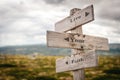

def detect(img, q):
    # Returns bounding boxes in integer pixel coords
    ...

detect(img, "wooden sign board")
[55,5,94,32]
[47,31,109,51]
[56,50,98,73]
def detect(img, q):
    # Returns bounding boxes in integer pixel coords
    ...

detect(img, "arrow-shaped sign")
[47,31,109,51]
[56,50,98,73]
[55,5,94,32]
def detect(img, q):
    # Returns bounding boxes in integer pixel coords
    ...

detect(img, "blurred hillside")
[0,55,119,80]
[0,43,120,55]
[0,44,71,56]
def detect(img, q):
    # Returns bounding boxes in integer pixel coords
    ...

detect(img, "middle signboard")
[47,31,109,51]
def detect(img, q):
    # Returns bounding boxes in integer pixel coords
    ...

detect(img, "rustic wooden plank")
[47,31,109,51]
[73,69,85,80]
[55,5,94,32]
[56,50,98,73]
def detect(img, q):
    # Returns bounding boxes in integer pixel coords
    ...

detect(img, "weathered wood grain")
[55,5,94,32]
[47,31,109,51]
[56,50,98,73]
[73,69,85,80]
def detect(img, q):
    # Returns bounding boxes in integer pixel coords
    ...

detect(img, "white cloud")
[0,0,120,47]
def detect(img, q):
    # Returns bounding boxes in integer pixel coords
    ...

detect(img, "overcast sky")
[0,0,120,47]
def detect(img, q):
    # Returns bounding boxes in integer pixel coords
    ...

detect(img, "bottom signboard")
[56,50,98,73]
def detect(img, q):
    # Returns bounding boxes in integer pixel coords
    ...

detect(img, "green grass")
[0,55,119,80]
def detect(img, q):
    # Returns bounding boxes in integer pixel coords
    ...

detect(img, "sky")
[0,0,120,47]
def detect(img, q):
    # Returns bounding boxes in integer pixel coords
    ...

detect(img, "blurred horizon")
[0,42,120,47]
[0,43,120,56]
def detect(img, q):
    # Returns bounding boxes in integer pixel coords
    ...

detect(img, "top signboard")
[55,5,94,32]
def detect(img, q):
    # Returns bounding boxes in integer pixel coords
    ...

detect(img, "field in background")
[0,54,120,80]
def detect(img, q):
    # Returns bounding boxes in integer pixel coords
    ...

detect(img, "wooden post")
[70,8,85,80]
[71,27,85,80]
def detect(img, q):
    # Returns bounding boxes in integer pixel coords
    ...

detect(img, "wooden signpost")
[46,5,109,80]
